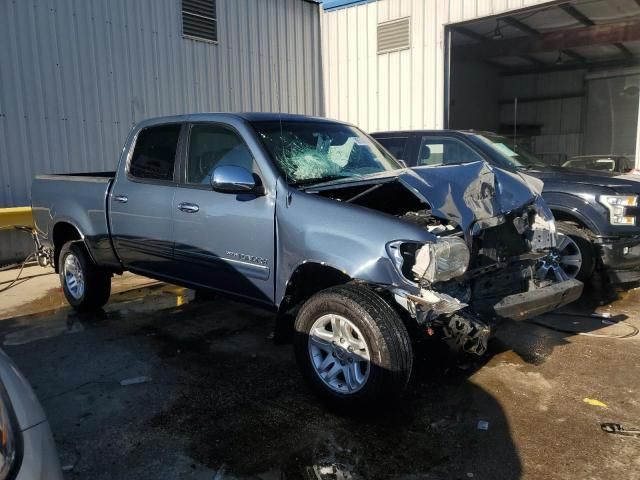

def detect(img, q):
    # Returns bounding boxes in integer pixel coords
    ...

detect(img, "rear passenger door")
[171,122,275,305]
[109,123,183,278]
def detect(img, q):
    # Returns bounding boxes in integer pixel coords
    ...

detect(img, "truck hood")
[402,161,542,231]
[308,161,545,234]
[523,166,640,194]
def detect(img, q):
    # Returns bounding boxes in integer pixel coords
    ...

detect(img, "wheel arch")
[278,262,352,314]
[543,192,605,235]
[274,262,352,343]
[551,209,593,231]
[52,221,85,272]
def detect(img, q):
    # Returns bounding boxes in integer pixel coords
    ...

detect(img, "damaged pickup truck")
[31,113,582,408]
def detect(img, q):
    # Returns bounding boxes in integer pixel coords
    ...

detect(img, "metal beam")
[521,54,546,66]
[614,42,634,58]
[559,4,594,26]
[452,24,548,67]
[451,26,488,43]
[498,92,584,105]
[561,49,586,63]
[502,16,540,36]
[454,19,640,61]
[500,16,586,65]
[500,57,640,76]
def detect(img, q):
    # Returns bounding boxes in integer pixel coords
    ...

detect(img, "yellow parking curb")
[0,207,34,229]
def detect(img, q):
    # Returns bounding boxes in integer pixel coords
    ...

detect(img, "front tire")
[555,221,596,282]
[293,283,413,410]
[59,241,111,310]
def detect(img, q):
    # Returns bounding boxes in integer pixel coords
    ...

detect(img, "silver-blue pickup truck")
[31,113,582,408]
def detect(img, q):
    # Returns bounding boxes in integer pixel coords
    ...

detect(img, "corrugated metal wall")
[0,0,322,207]
[320,0,552,133]
[500,69,586,162]
[584,69,640,157]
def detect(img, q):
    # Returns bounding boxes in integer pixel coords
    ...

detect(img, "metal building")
[321,0,640,167]
[0,0,321,263]
[0,0,322,208]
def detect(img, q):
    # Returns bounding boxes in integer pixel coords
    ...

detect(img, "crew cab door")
[109,123,184,278]
[171,122,275,305]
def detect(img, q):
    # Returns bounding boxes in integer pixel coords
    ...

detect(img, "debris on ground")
[583,398,608,408]
[477,420,489,430]
[601,423,640,438]
[119,376,151,386]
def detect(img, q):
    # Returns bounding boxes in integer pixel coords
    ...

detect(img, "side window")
[186,123,254,185]
[418,136,484,167]
[376,136,408,160]
[129,124,181,181]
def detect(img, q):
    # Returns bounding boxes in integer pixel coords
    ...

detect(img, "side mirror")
[397,159,408,168]
[211,165,257,193]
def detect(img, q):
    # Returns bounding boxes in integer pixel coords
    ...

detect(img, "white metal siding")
[0,0,322,207]
[321,0,554,133]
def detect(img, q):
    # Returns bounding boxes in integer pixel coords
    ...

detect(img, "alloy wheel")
[308,314,370,394]
[63,253,85,300]
[537,233,583,282]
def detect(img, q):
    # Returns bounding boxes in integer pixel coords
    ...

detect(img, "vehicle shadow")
[139,292,527,479]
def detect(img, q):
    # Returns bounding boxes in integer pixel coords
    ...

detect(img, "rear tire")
[59,241,111,310]
[293,283,413,411]
[555,221,596,282]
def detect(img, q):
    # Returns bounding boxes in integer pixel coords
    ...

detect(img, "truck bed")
[31,172,119,268]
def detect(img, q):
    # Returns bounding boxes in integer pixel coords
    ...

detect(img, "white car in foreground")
[0,349,62,480]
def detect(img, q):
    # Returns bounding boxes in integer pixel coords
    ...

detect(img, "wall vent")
[377,17,410,54]
[182,0,217,43]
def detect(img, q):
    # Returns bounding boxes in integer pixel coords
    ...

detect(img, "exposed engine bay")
[309,172,563,356]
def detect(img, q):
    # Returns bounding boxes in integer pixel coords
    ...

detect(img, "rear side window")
[129,124,181,181]
[418,136,484,167]
[376,136,408,160]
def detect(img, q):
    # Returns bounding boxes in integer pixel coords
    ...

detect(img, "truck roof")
[371,129,482,136]
[138,112,345,126]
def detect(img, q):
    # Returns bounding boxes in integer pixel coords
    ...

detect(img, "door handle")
[114,195,128,203]
[178,202,199,213]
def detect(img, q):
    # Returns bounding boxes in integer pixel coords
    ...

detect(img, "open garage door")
[447,0,640,172]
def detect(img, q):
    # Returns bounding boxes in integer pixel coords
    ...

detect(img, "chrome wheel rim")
[63,254,85,300]
[308,314,370,394]
[537,233,582,282]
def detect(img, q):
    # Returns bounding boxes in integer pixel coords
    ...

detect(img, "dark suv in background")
[373,130,640,288]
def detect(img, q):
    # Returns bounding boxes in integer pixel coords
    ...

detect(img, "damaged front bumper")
[393,288,492,356]
[471,278,583,321]
[598,235,640,284]
[389,277,583,356]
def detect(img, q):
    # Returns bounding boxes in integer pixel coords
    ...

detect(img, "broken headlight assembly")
[387,237,470,284]
[599,195,638,226]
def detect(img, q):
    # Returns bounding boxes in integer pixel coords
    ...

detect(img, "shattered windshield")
[476,133,548,170]
[251,120,401,185]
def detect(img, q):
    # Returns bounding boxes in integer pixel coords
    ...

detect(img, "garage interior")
[448,0,640,169]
